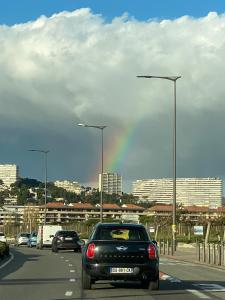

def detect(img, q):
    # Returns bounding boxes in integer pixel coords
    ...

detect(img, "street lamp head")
[77,123,106,130]
[137,75,181,81]
[28,149,49,154]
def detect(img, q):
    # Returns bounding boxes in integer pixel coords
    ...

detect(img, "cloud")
[1,9,225,191]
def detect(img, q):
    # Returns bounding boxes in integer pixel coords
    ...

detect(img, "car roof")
[95,223,144,228]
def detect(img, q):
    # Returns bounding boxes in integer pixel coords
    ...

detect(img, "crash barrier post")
[212,243,216,265]
[202,241,206,263]
[207,243,211,264]
[196,241,200,261]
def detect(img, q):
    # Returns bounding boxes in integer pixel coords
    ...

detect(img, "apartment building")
[54,180,83,194]
[39,202,145,224]
[99,173,122,195]
[0,164,19,187]
[133,178,223,208]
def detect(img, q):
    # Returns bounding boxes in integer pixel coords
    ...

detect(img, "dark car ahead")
[51,230,81,252]
[81,223,159,290]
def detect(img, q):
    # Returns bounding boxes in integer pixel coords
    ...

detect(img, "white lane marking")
[61,256,64,258]
[69,278,76,282]
[65,260,69,262]
[161,274,181,283]
[65,291,73,296]
[0,253,14,270]
[187,289,210,299]
[68,264,73,267]
[70,270,75,273]
[193,284,225,292]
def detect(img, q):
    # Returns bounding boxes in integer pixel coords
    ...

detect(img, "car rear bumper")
[84,262,159,281]
[56,242,81,250]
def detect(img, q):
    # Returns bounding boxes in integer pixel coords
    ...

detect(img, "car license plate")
[65,237,72,240]
[110,267,133,274]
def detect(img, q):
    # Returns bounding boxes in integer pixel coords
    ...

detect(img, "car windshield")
[95,226,148,241]
[57,231,78,238]
[31,233,37,237]
[20,233,30,238]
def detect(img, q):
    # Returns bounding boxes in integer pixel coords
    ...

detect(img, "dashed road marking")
[0,253,14,270]
[65,291,73,296]
[187,289,211,299]
[65,260,69,262]
[69,264,73,267]
[60,256,64,259]
[70,270,75,273]
[69,278,76,282]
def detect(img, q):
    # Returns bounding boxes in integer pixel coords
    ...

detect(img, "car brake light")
[86,243,95,259]
[148,244,156,259]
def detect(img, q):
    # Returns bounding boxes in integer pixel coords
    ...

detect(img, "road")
[0,246,225,300]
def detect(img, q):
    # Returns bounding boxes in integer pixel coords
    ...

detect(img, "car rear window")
[57,231,78,238]
[0,233,5,236]
[20,233,30,237]
[95,226,148,241]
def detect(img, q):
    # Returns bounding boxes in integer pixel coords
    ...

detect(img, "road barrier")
[158,239,174,256]
[196,241,225,266]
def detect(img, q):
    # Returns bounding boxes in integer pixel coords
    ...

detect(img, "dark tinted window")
[95,226,148,241]
[56,231,78,238]
[32,232,37,237]
[0,233,5,236]
[20,233,30,237]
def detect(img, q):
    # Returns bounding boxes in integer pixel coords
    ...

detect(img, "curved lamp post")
[28,149,49,225]
[78,123,107,223]
[137,75,181,254]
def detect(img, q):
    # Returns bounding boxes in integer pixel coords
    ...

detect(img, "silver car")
[0,232,6,242]
[16,232,30,246]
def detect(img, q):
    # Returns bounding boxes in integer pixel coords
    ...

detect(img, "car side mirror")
[77,239,85,246]
[152,240,157,246]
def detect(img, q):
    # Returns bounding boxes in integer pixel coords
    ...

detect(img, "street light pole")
[137,75,181,254]
[28,149,49,225]
[78,123,106,222]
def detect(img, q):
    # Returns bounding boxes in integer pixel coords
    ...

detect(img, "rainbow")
[105,121,137,172]
[87,119,138,185]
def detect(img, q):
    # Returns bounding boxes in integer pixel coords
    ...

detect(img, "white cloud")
[1,9,225,188]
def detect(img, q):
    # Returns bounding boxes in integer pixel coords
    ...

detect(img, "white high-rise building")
[133,177,223,208]
[99,173,122,195]
[0,164,19,187]
[54,180,82,194]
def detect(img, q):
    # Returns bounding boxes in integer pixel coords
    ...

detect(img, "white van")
[37,225,63,249]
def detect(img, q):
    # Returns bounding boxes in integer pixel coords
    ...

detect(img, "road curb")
[0,253,14,270]
[160,254,225,271]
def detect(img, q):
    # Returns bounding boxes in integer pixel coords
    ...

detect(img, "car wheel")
[149,279,159,290]
[141,277,159,290]
[82,268,92,290]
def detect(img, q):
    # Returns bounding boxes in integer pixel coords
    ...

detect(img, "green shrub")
[0,241,9,258]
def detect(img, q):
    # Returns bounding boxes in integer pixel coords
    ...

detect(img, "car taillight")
[148,244,156,259]
[86,243,95,259]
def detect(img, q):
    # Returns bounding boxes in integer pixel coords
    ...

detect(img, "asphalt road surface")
[0,246,225,300]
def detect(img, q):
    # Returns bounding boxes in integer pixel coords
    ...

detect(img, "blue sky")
[0,0,225,25]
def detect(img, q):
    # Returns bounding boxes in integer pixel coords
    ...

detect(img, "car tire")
[149,279,159,290]
[141,278,159,290]
[53,245,58,252]
[82,268,92,290]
